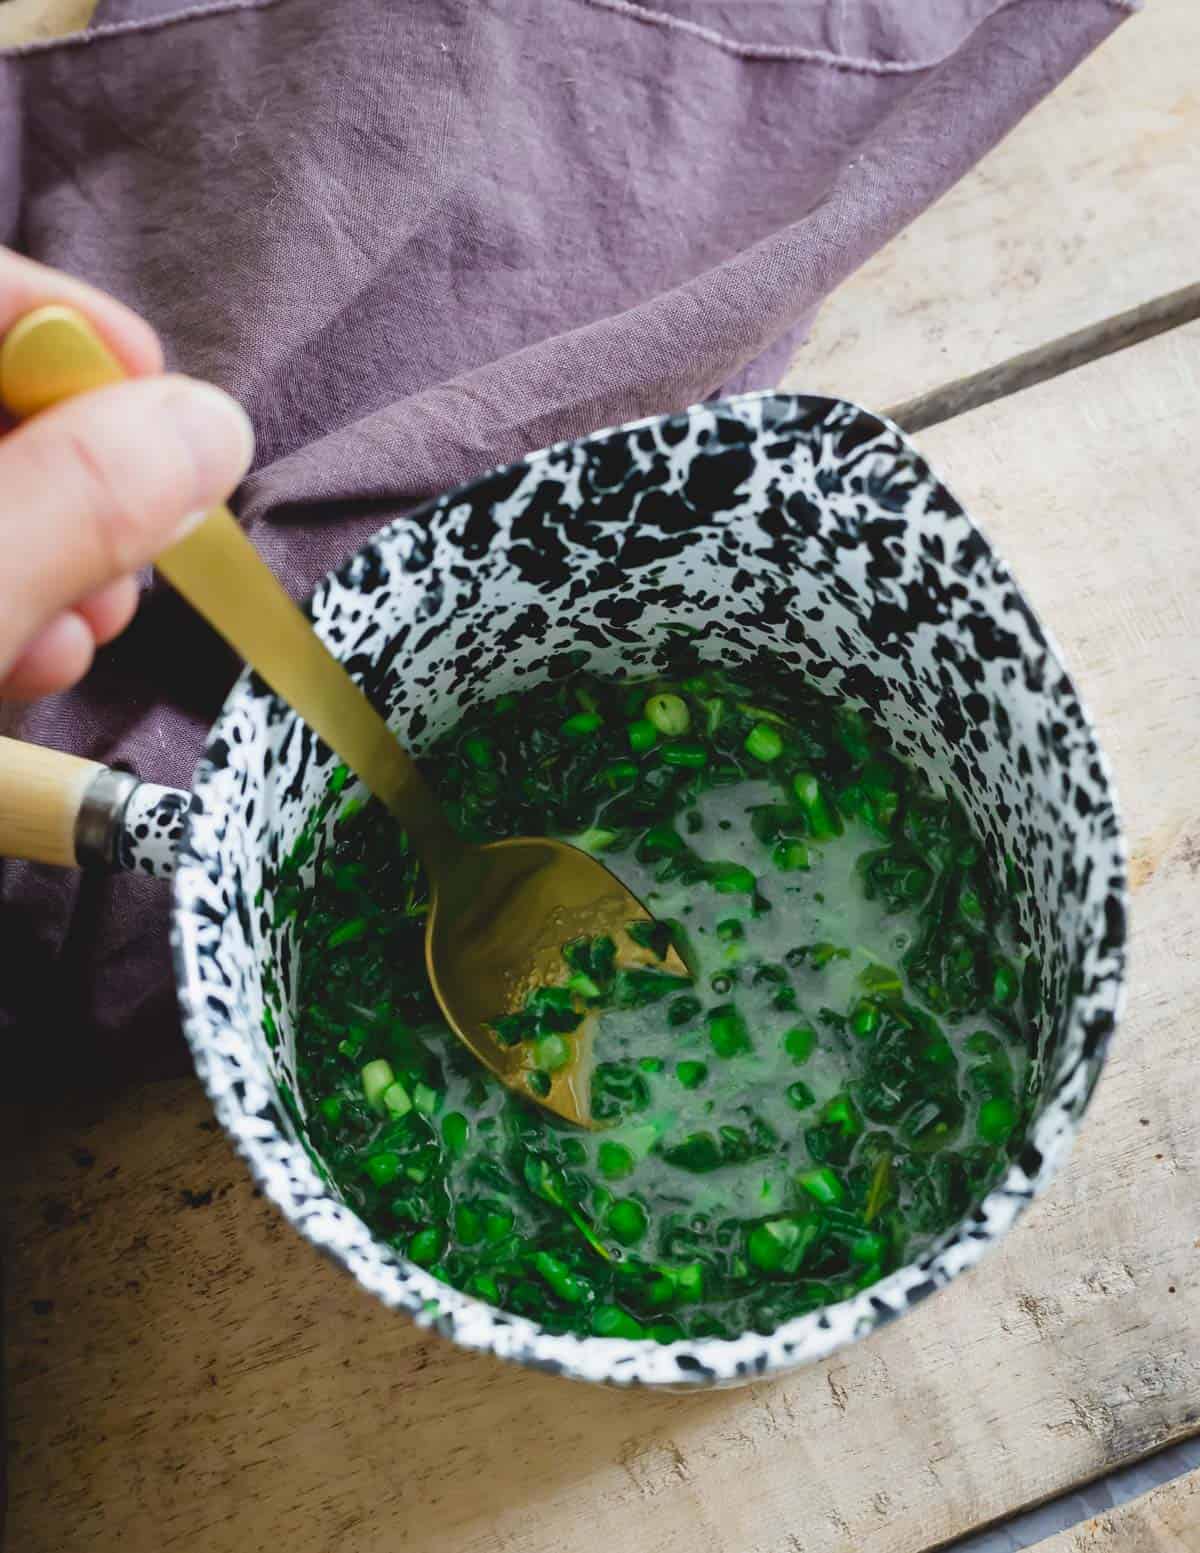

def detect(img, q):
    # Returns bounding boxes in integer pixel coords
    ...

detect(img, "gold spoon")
[0,305,687,1127]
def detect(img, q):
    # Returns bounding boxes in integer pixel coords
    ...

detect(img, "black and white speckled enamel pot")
[120,393,1127,1388]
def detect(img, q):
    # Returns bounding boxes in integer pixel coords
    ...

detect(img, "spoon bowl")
[429,835,688,1123]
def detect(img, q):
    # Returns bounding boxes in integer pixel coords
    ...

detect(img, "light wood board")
[1028,1469,1199,1552]
[4,321,1199,1553]
[784,0,1200,416]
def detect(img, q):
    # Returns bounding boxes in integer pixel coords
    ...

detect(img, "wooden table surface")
[2,2,1198,1550]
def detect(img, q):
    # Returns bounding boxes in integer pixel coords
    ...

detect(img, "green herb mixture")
[289,658,1037,1342]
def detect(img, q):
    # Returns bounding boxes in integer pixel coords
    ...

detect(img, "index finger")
[0,249,163,378]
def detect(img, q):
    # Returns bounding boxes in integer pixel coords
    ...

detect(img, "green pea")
[716,917,745,942]
[592,1305,646,1340]
[318,1095,343,1125]
[676,1060,708,1090]
[784,1026,816,1063]
[441,1112,470,1155]
[408,1227,445,1266]
[668,994,702,1026]
[527,1069,551,1098]
[363,1151,400,1187]
[598,1141,635,1180]
[978,1094,1018,1143]
[798,1166,845,1206]
[563,711,603,737]
[628,718,658,752]
[645,693,691,736]
[606,1198,649,1246]
[661,743,708,769]
[786,1081,815,1111]
[745,724,783,762]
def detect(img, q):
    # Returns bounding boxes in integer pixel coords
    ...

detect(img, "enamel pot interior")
[170,392,1127,1388]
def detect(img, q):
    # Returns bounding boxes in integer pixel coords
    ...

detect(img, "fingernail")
[161,376,256,507]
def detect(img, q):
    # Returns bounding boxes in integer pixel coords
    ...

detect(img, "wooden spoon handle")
[0,735,109,867]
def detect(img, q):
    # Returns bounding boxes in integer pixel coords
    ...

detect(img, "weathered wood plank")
[1026,1469,1199,1552]
[785,0,1200,415]
[3,323,1199,1553]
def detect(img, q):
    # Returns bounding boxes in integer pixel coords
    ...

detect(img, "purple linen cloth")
[0,0,1132,1083]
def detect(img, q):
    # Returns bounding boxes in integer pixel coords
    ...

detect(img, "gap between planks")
[883,281,1200,434]
[1022,1464,1199,1552]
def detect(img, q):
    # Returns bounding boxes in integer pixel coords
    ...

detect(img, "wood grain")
[884,282,1200,434]
[0,0,96,48]
[4,322,1199,1553]
[1027,1470,1199,1552]
[784,0,1200,416]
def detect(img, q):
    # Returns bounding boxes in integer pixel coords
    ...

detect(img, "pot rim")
[169,390,1128,1388]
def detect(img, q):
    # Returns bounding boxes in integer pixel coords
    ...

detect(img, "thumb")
[0,373,254,676]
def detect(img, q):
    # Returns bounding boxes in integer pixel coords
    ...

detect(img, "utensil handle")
[0,735,188,875]
[0,736,131,867]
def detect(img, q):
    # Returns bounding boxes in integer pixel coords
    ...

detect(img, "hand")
[0,250,254,699]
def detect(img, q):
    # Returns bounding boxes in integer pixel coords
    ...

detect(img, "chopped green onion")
[441,1112,469,1154]
[534,1033,571,1072]
[745,724,783,762]
[364,1152,400,1187]
[360,1058,395,1113]
[592,1305,645,1339]
[644,693,691,736]
[563,711,603,737]
[408,1227,445,1266]
[797,1166,845,1205]
[381,1080,412,1117]
[412,1082,440,1116]
[978,1094,1018,1143]
[661,742,708,769]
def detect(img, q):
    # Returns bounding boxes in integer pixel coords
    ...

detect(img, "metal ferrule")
[74,767,140,870]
